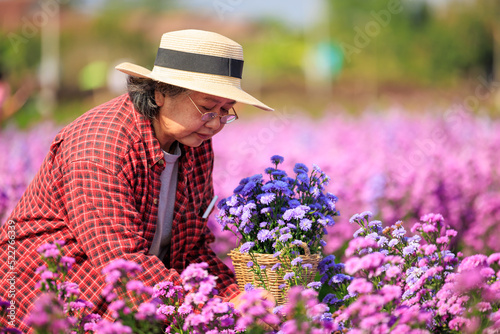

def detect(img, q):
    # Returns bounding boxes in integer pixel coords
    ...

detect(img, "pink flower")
[422,224,438,233]
[347,278,373,295]
[420,213,444,223]
[449,316,469,330]
[477,302,492,312]
[386,265,401,278]
[488,253,500,266]
[448,303,463,315]
[422,244,437,256]
[458,255,488,272]
[445,229,458,237]
[381,285,402,302]
[436,236,449,244]
[454,270,485,293]
[344,257,362,275]
[410,222,422,234]
[359,252,385,271]
[481,267,495,278]
[345,237,378,257]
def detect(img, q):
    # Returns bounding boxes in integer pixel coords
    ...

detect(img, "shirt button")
[148,164,152,168]
[158,160,164,166]
[153,198,159,205]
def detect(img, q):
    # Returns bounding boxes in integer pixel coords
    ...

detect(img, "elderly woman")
[0,29,273,331]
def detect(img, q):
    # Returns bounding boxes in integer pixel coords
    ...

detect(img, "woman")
[0,29,273,331]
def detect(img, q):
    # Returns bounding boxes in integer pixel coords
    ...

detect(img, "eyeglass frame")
[187,95,239,124]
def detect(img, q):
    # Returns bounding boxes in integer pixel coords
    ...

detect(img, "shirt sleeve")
[61,159,182,291]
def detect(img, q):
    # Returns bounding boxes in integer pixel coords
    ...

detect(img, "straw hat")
[116,29,273,111]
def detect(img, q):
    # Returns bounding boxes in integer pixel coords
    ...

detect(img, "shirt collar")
[125,93,194,172]
[126,94,165,167]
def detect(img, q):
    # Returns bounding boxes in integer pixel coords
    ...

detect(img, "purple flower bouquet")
[216,155,339,303]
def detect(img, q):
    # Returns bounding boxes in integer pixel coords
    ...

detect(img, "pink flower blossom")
[347,278,373,295]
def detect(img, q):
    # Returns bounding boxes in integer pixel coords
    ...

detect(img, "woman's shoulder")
[53,94,144,168]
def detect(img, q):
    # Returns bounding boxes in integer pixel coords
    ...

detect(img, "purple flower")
[307,281,322,289]
[257,229,272,242]
[37,243,61,258]
[135,302,160,321]
[291,257,303,266]
[125,280,145,293]
[299,218,312,231]
[403,245,418,256]
[102,259,143,278]
[244,283,255,291]
[178,304,193,315]
[108,300,130,318]
[293,163,309,174]
[92,320,133,334]
[360,211,373,219]
[282,205,310,221]
[60,256,75,270]
[259,193,276,205]
[323,293,339,304]
[349,213,362,223]
[157,304,176,316]
[68,299,94,312]
[388,239,399,247]
[271,262,282,271]
[58,282,80,299]
[279,233,293,242]
[25,293,70,332]
[392,226,406,238]
[239,241,255,253]
[284,272,295,280]
[271,155,284,164]
[247,261,254,267]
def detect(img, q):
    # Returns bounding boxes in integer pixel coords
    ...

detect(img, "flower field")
[210,107,500,258]
[2,107,500,257]
[2,107,500,332]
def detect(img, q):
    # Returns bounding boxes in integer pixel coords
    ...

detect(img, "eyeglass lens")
[200,113,237,124]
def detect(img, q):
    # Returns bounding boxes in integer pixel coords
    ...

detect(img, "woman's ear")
[154,90,165,107]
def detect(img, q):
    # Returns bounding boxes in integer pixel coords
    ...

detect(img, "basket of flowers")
[216,155,339,304]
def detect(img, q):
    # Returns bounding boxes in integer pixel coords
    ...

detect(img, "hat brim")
[115,62,273,111]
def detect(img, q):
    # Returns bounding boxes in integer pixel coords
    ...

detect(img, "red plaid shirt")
[0,94,240,332]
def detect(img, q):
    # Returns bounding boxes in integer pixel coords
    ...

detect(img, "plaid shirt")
[0,94,240,332]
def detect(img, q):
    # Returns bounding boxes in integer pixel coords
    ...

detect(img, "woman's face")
[153,90,236,152]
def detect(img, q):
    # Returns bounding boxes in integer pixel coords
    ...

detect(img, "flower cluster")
[27,240,98,334]
[156,262,240,334]
[94,258,165,334]
[216,155,339,295]
[320,211,500,333]
[276,287,340,334]
[217,155,338,254]
[5,212,500,334]
[5,114,500,257]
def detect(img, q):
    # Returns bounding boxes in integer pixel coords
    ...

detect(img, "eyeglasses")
[188,95,238,124]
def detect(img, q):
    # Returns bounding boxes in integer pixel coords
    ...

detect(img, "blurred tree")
[476,0,500,82]
[327,0,495,86]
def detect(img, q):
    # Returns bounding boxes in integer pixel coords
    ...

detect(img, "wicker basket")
[229,242,321,305]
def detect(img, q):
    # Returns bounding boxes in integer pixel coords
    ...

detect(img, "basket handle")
[298,242,311,256]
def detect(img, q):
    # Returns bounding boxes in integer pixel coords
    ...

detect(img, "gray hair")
[127,76,188,120]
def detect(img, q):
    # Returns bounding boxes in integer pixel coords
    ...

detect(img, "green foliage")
[328,0,495,85]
